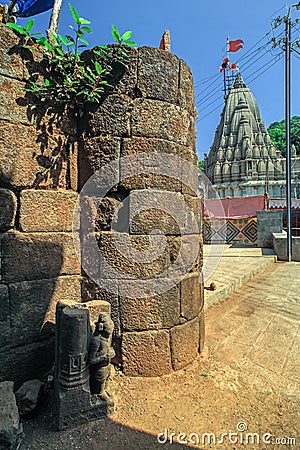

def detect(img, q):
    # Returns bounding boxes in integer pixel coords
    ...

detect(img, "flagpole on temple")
[48,0,63,35]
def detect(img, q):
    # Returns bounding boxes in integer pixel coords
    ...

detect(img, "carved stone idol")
[89,313,115,403]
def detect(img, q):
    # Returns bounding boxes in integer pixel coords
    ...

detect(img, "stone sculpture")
[89,313,115,402]
[55,301,114,430]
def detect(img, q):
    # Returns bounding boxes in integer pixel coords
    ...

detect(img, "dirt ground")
[19,266,299,450]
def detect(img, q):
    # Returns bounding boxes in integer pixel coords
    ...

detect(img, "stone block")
[1,231,81,283]
[80,94,131,137]
[0,189,17,231]
[180,272,203,320]
[81,136,121,181]
[0,120,72,189]
[120,284,180,331]
[9,275,81,346]
[137,46,179,103]
[0,381,23,450]
[99,232,172,279]
[0,74,29,124]
[80,232,101,284]
[181,156,199,196]
[106,46,138,96]
[0,23,24,79]
[120,138,182,192]
[169,235,202,276]
[257,210,283,248]
[178,59,195,115]
[81,278,120,336]
[19,189,78,232]
[129,189,186,235]
[15,379,44,418]
[0,338,55,387]
[131,98,194,146]
[183,194,202,230]
[180,144,198,165]
[0,284,10,347]
[170,317,200,370]
[122,329,172,376]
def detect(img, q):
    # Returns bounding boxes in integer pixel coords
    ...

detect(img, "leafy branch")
[7,4,136,115]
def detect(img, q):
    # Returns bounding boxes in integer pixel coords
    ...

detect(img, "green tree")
[267,116,300,157]
[198,160,204,171]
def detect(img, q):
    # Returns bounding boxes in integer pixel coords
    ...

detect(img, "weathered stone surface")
[0,23,24,79]
[178,59,195,115]
[181,156,199,196]
[81,94,131,137]
[0,381,23,450]
[129,190,186,235]
[99,232,172,279]
[137,47,179,103]
[131,98,194,146]
[19,189,78,232]
[106,46,138,96]
[0,338,55,387]
[2,231,80,283]
[183,194,202,230]
[122,136,181,157]
[170,235,202,276]
[9,275,81,345]
[120,284,180,331]
[120,137,182,192]
[180,144,198,165]
[257,210,283,248]
[96,196,124,231]
[0,74,30,125]
[0,120,73,189]
[0,189,17,232]
[82,135,121,174]
[15,379,44,418]
[0,284,10,347]
[170,317,200,370]
[81,279,120,337]
[122,330,172,376]
[180,272,202,320]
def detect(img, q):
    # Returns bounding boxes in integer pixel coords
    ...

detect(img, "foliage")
[7,4,136,115]
[267,116,300,157]
[198,160,204,171]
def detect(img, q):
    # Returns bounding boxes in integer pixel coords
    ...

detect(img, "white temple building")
[203,73,300,199]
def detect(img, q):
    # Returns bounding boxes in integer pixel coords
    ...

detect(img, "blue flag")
[12,0,54,17]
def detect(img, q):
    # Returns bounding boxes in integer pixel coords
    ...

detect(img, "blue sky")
[13,0,300,160]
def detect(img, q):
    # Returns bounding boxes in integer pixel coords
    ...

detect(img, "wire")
[196,101,224,122]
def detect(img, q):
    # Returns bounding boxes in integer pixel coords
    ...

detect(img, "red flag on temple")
[228,39,244,52]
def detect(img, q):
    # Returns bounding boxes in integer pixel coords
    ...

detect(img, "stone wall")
[0,24,204,382]
[0,24,81,385]
[257,210,283,248]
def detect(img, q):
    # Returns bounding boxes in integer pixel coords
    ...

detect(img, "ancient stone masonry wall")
[78,46,204,376]
[0,23,204,382]
[0,23,81,385]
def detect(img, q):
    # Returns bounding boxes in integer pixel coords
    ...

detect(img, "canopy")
[203,195,265,219]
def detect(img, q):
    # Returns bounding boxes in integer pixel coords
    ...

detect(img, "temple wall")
[0,24,203,383]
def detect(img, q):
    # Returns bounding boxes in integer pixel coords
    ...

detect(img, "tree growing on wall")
[267,116,300,157]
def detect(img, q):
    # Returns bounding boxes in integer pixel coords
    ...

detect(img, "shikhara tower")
[204,72,299,199]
